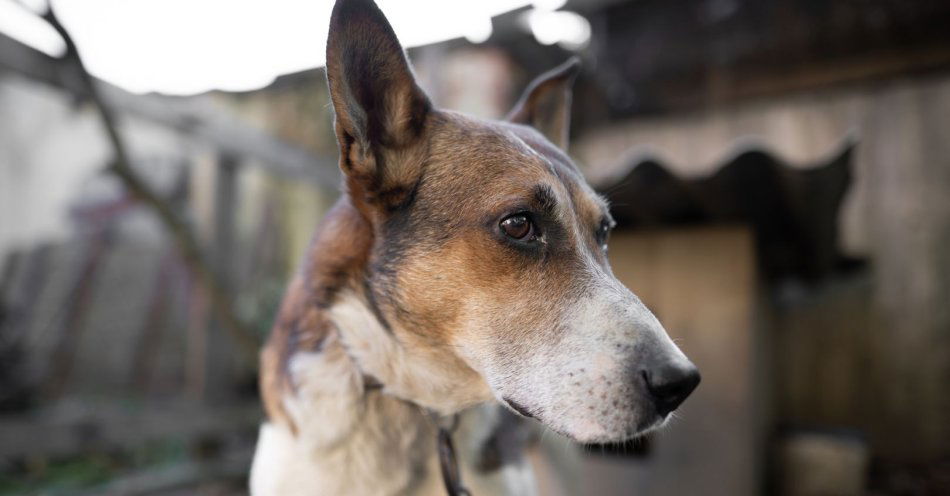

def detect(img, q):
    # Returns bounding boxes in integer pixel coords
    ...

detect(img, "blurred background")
[1,0,949,494]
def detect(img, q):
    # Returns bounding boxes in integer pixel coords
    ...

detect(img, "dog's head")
[326,0,699,443]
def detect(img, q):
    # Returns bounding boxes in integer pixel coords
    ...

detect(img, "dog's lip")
[579,418,665,444]
[501,398,666,443]
[635,414,666,434]
[615,412,671,441]
[501,397,537,420]
[569,413,668,444]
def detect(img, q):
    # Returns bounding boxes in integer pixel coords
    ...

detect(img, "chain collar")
[365,375,472,495]
[434,413,471,496]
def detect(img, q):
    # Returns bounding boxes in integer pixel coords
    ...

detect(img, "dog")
[250,0,700,494]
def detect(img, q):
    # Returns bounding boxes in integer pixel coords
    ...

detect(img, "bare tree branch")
[23,2,261,365]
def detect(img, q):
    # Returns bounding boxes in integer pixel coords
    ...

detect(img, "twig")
[25,2,260,365]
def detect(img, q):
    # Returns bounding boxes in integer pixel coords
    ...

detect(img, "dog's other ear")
[506,57,581,150]
[326,0,431,207]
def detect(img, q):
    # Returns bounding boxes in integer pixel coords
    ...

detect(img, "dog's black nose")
[644,361,701,417]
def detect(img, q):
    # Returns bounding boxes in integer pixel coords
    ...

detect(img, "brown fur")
[255,9,699,494]
[506,58,581,149]
[260,198,372,433]
[262,0,613,436]
[260,110,612,430]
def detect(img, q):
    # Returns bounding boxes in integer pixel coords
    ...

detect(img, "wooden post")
[213,155,239,288]
[206,155,241,400]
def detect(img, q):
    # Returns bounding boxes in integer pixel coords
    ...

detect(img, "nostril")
[643,362,701,417]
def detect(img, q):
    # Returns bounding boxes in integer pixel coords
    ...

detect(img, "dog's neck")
[256,288,500,495]
[329,288,493,414]
[283,197,491,414]
[255,324,443,494]
[253,198,493,494]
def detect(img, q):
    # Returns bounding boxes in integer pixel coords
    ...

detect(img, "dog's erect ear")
[506,57,581,150]
[326,0,431,206]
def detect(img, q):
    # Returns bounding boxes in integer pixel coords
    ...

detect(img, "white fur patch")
[250,293,533,495]
[330,291,494,413]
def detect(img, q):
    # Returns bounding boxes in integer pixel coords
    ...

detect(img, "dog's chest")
[249,341,535,495]
[251,395,440,495]
[251,395,536,496]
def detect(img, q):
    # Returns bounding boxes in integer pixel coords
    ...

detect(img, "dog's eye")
[500,214,534,240]
[596,220,612,249]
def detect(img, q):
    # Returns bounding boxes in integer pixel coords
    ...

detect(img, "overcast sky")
[0,0,572,95]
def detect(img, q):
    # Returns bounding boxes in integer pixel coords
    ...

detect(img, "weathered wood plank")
[70,450,252,496]
[0,402,261,460]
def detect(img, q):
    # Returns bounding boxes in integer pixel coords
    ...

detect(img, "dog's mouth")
[634,413,669,436]
[502,395,673,443]
[502,397,537,420]
[501,397,672,443]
